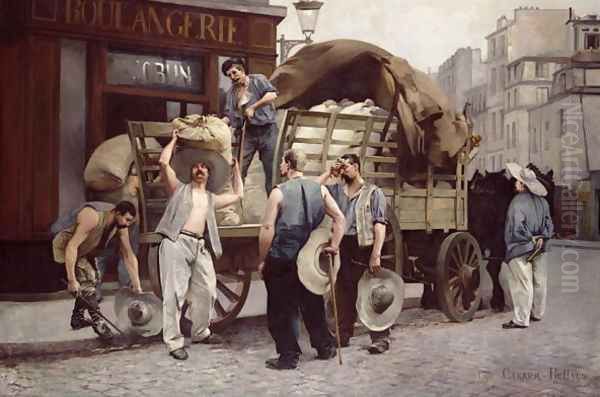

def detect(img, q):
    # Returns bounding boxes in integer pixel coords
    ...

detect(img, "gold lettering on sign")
[199,13,216,41]
[165,10,182,37]
[147,6,164,35]
[179,12,192,39]
[227,17,237,44]
[131,7,148,33]
[59,0,245,44]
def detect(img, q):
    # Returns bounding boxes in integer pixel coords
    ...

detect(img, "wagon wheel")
[145,244,252,331]
[210,270,251,332]
[436,232,482,322]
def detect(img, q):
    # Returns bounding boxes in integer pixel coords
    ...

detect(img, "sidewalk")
[0,281,424,359]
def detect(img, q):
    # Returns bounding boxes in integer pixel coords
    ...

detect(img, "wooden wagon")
[127,107,482,331]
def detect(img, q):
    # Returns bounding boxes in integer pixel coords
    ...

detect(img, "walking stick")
[62,279,126,336]
[327,254,343,366]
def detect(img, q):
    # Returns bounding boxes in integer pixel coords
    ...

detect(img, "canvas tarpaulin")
[270,39,469,175]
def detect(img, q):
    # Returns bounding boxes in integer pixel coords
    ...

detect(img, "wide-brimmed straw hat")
[171,148,229,193]
[297,222,341,295]
[114,288,162,337]
[505,162,547,196]
[356,269,404,331]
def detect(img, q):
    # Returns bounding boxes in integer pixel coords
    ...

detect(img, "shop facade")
[0,0,285,292]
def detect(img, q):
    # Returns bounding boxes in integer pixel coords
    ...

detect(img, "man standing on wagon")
[156,131,243,360]
[221,57,279,194]
[258,148,346,370]
[500,163,554,329]
[318,153,391,354]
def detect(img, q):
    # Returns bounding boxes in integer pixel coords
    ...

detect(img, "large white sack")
[84,134,160,192]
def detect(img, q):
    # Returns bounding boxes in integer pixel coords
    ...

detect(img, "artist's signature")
[478,367,592,385]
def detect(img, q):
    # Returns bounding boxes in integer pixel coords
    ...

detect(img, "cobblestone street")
[2,247,599,397]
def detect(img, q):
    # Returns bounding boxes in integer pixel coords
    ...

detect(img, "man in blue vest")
[156,130,243,360]
[318,153,390,354]
[258,148,346,370]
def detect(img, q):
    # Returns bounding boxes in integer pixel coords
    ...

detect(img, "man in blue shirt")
[501,163,554,329]
[222,58,278,194]
[318,153,391,354]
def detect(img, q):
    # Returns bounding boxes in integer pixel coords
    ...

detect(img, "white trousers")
[499,254,547,327]
[160,235,217,352]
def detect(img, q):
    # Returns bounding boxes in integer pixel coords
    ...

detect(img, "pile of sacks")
[294,98,389,175]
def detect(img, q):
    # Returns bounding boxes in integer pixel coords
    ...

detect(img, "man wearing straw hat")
[500,163,554,329]
[318,153,391,354]
[156,130,243,360]
[258,148,346,370]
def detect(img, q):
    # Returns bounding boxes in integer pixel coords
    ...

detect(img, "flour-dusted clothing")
[224,74,278,129]
[503,191,554,326]
[160,235,216,352]
[156,183,222,259]
[504,192,553,262]
[326,182,386,246]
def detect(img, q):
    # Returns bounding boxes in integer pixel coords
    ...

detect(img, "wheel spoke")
[217,280,241,302]
[218,272,246,283]
[451,251,462,268]
[214,299,227,317]
[455,244,465,266]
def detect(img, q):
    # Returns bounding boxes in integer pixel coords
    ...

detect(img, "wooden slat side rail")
[305,153,338,161]
[364,171,396,179]
[366,141,398,149]
[321,112,337,172]
[365,155,397,164]
[358,117,374,169]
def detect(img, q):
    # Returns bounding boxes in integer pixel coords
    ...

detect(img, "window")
[498,36,505,56]
[559,73,567,91]
[498,154,503,168]
[500,119,505,140]
[536,87,549,104]
[544,121,551,150]
[492,112,497,140]
[585,33,600,49]
[491,155,496,171]
[512,122,517,148]
[532,127,538,153]
[507,92,511,108]
[506,125,510,148]
[490,38,496,58]
[535,62,549,78]
[491,68,497,94]
[499,67,506,90]
[514,88,518,107]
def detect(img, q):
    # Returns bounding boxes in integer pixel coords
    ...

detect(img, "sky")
[270,0,599,72]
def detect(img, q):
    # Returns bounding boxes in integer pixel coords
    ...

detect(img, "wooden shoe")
[502,321,528,329]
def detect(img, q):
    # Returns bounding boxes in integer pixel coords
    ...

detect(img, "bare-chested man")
[156,130,243,360]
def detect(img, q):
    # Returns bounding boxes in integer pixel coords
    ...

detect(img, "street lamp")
[278,0,324,64]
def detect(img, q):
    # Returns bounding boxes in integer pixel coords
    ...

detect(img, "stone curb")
[0,335,162,361]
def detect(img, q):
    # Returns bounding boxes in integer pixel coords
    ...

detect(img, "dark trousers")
[337,236,390,342]
[236,123,278,194]
[263,256,334,359]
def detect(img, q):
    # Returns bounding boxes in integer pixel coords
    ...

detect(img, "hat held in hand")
[356,269,404,331]
[114,288,162,337]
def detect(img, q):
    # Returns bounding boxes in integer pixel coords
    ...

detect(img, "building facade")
[0,0,286,292]
[437,47,486,112]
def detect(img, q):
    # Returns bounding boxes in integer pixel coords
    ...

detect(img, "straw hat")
[171,148,229,193]
[505,162,547,196]
[356,269,404,331]
[114,288,162,337]
[297,225,341,295]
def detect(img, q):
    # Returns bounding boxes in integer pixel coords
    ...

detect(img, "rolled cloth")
[270,39,470,176]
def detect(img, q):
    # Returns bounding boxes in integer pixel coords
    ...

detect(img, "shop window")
[106,50,204,93]
[585,33,600,50]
